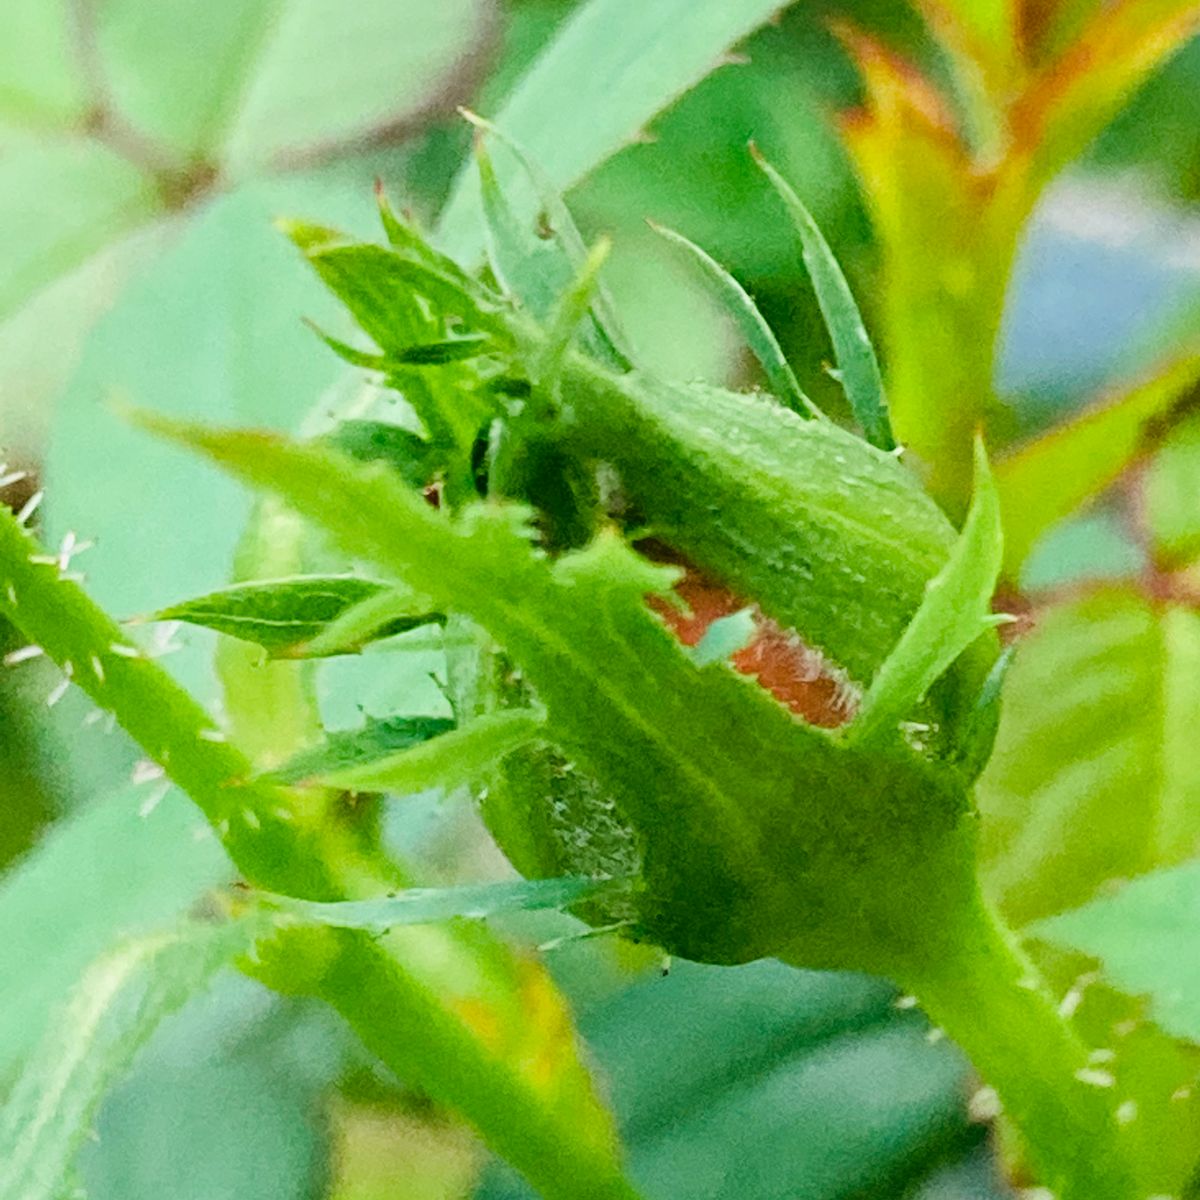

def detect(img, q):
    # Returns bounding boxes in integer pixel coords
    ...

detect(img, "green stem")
[898,894,1140,1200]
[0,501,337,899]
[322,936,644,1200]
[0,504,643,1200]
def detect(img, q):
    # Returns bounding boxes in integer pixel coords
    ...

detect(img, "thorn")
[1058,988,1085,1018]
[15,490,43,526]
[968,1085,1001,1122]
[198,728,227,743]
[146,620,184,658]
[3,644,43,666]
[1112,1018,1139,1038]
[45,672,72,707]
[242,807,261,831]
[271,806,294,822]
[83,708,106,727]
[90,654,105,682]
[55,531,93,574]
[138,781,169,818]
[110,641,141,659]
[1058,971,1099,1017]
[1171,1085,1192,1102]
[131,759,165,785]
[0,469,28,488]
[1116,1099,1138,1124]
[5,582,16,605]
[1088,1048,1116,1064]
[1073,1067,1115,1088]
[216,818,230,838]
[925,1026,946,1044]
[892,993,919,1010]
[715,51,751,67]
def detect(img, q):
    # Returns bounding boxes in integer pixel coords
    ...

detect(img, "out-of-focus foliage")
[5,1,1200,1199]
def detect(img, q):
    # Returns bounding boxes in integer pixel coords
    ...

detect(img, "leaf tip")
[275,218,342,254]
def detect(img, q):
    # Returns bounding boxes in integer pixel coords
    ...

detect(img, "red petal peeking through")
[644,547,859,729]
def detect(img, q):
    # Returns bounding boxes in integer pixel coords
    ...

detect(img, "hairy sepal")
[559,360,999,755]
[141,412,983,970]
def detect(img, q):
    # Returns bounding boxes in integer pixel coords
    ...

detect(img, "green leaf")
[0,0,87,126]
[482,961,984,1200]
[849,439,1003,746]
[2,449,641,1200]
[0,785,229,1078]
[79,978,327,1200]
[43,176,391,701]
[284,225,511,472]
[152,574,435,656]
[282,225,512,349]
[260,713,455,785]
[264,875,623,933]
[0,870,593,1200]
[0,136,161,324]
[1144,411,1200,567]
[0,217,167,468]
[0,916,264,1200]
[995,350,1200,575]
[218,0,494,172]
[1015,0,1200,190]
[214,494,325,769]
[0,0,496,332]
[913,0,1021,148]
[299,582,441,658]
[305,708,545,795]
[437,0,795,260]
[140,412,977,969]
[1033,860,1200,1043]
[978,590,1200,926]
[89,0,493,170]
[752,148,896,451]
[307,325,494,371]
[648,220,821,420]
[472,135,577,321]
[0,500,641,1200]
[91,0,281,160]
[531,237,617,386]
[834,33,999,503]
[951,644,1014,781]
[321,419,439,490]
[468,116,632,369]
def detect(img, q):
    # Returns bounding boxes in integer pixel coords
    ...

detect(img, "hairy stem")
[0,503,642,1200]
[899,894,1140,1200]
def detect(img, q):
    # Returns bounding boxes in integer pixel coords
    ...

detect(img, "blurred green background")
[4,1,1200,1196]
